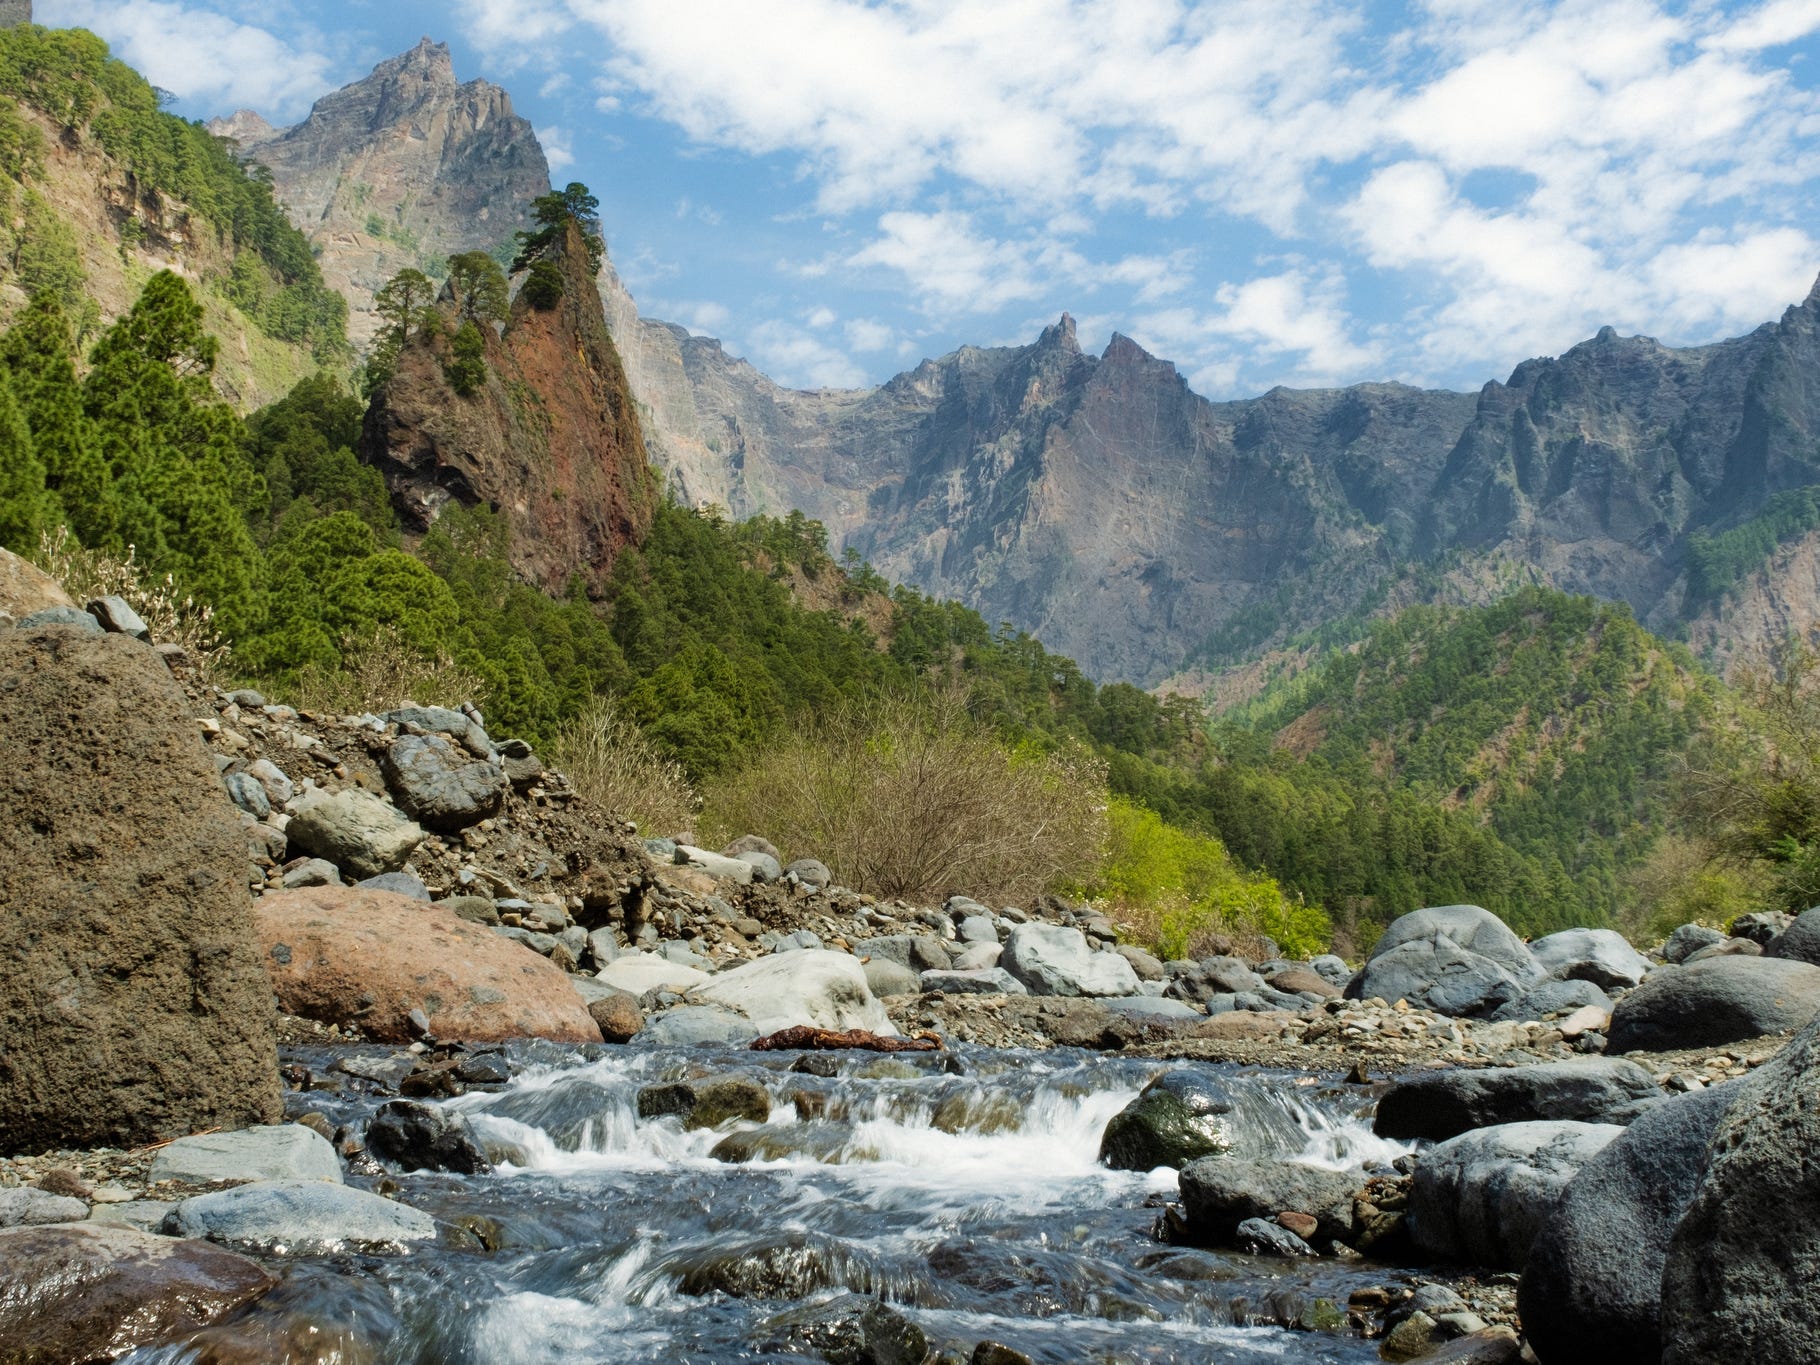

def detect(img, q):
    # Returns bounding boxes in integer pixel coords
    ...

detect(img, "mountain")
[230,45,1820,686]
[208,39,548,348]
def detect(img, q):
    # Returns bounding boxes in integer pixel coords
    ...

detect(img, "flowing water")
[128,1044,1417,1364]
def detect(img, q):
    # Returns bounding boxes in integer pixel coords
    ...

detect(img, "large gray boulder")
[1661,922,1725,964]
[150,1125,342,1186]
[1001,923,1142,997]
[286,786,426,880]
[862,958,921,996]
[687,950,896,1036]
[161,1181,436,1253]
[860,934,952,972]
[1374,1059,1661,1142]
[0,628,281,1154]
[1178,1158,1361,1244]
[1606,955,1820,1051]
[1487,978,1612,1024]
[382,734,507,832]
[0,1188,88,1227]
[1661,1010,1820,1363]
[1527,928,1652,989]
[635,1005,759,1048]
[1520,1084,1737,1365]
[919,967,1027,995]
[1409,1121,1623,1269]
[1346,905,1543,1016]
[1773,905,1820,965]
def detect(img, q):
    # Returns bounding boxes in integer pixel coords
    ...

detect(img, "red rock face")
[256,886,603,1044]
[362,222,656,596]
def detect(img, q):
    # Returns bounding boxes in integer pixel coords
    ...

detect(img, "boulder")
[920,967,1027,995]
[757,1291,926,1365]
[1266,966,1341,998]
[0,627,281,1153]
[1730,910,1794,946]
[365,1100,491,1173]
[1686,936,1761,961]
[587,988,644,1042]
[863,958,922,997]
[1606,955,1820,1051]
[0,1224,273,1361]
[1308,954,1352,987]
[0,547,74,625]
[1520,1084,1737,1365]
[1235,1217,1315,1256]
[0,1187,88,1226]
[385,705,472,738]
[721,834,779,860]
[1487,978,1613,1024]
[687,950,896,1036]
[285,787,426,880]
[595,952,712,996]
[675,845,755,884]
[1374,1059,1661,1141]
[162,1180,436,1254]
[381,734,507,832]
[1409,1121,1623,1269]
[858,934,952,972]
[957,914,998,944]
[255,886,602,1044]
[785,858,831,889]
[86,595,149,639]
[1100,1071,1247,1170]
[1346,905,1543,1017]
[1001,923,1143,997]
[1772,904,1820,965]
[1177,1158,1361,1244]
[150,1125,342,1186]
[636,1005,759,1048]
[949,941,1002,970]
[636,1076,770,1130]
[1116,944,1166,981]
[1527,928,1652,989]
[1661,922,1725,964]
[1661,1010,1820,1363]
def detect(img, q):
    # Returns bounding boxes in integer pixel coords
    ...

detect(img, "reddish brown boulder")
[0,548,74,625]
[255,887,601,1043]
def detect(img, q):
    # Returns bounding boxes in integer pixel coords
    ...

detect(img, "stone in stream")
[382,734,507,831]
[1345,905,1544,1017]
[285,786,426,879]
[256,886,603,1043]
[1605,955,1820,1051]
[587,987,645,1042]
[1660,1006,1820,1363]
[1526,928,1653,989]
[711,1122,855,1165]
[365,1100,492,1173]
[1234,1217,1316,1256]
[1519,1083,1737,1365]
[1177,1158,1361,1244]
[0,626,282,1154]
[1000,923,1142,997]
[0,1224,274,1361]
[150,1124,343,1185]
[687,949,897,1036]
[635,1005,758,1048]
[637,1076,771,1129]
[1100,1071,1245,1170]
[756,1291,927,1365]
[1407,1121,1623,1270]
[1373,1059,1661,1141]
[673,1231,873,1299]
[161,1180,437,1253]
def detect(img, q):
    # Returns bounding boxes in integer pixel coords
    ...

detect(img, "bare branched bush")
[33,526,231,683]
[548,697,699,835]
[287,624,489,717]
[702,687,1109,904]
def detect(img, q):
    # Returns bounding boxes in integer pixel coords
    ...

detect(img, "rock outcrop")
[361,220,656,596]
[0,626,280,1153]
[213,39,549,347]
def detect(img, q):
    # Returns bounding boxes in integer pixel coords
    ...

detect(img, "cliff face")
[211,40,548,347]
[361,222,655,595]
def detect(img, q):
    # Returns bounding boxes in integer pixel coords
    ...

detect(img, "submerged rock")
[366,1100,492,1173]
[756,1291,927,1365]
[1177,1158,1360,1244]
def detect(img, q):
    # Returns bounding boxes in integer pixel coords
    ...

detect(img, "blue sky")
[38,0,1820,397]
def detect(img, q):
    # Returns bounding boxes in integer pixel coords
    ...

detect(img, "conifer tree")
[0,292,113,545]
[0,370,54,551]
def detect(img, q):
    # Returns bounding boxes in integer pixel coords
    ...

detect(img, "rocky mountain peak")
[207,109,279,149]
[1806,271,1820,308]
[1038,313,1079,353]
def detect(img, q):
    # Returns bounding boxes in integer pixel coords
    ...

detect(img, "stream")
[127,1044,1417,1364]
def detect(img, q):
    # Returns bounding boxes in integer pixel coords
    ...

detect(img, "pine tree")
[0,292,113,545]
[0,369,54,552]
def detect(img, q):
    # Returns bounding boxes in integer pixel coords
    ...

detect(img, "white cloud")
[455,0,577,70]
[39,0,339,118]
[1704,0,1820,52]
[844,318,896,353]
[742,320,868,389]
[805,306,837,329]
[538,125,575,173]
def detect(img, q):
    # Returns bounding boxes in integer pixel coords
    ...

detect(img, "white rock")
[686,949,896,1036]
[150,1124,342,1186]
[675,845,756,884]
[596,952,712,996]
[1001,923,1142,997]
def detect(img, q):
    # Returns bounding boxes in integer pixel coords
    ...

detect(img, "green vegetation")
[447,250,508,324]
[1685,486,1820,609]
[513,182,604,275]
[445,319,487,396]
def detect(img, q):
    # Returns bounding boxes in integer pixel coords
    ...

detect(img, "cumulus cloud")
[538,126,576,173]
[742,319,869,389]
[39,0,340,118]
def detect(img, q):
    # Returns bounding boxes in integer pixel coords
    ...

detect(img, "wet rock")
[863,958,921,996]
[150,1124,343,1186]
[1606,955,1820,1051]
[1374,1059,1661,1141]
[1487,977,1612,1023]
[688,949,896,1036]
[1234,1217,1315,1256]
[1408,1121,1623,1270]
[1528,928,1652,989]
[1099,1071,1247,1171]
[162,1180,436,1253]
[757,1291,927,1365]
[1521,1084,1736,1365]
[711,1122,855,1165]
[1661,1009,1820,1363]
[256,887,603,1043]
[637,1076,771,1129]
[0,1186,87,1226]
[365,1100,491,1173]
[970,1344,1034,1365]
[1345,905,1543,1017]
[588,988,644,1042]
[674,1232,871,1299]
[1177,1158,1360,1244]
[0,627,281,1153]
[0,1224,274,1361]
[636,1005,758,1048]
[382,734,507,832]
[285,787,426,880]
[1661,922,1725,963]
[920,967,1027,995]
[1001,923,1142,997]
[1418,1329,1523,1364]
